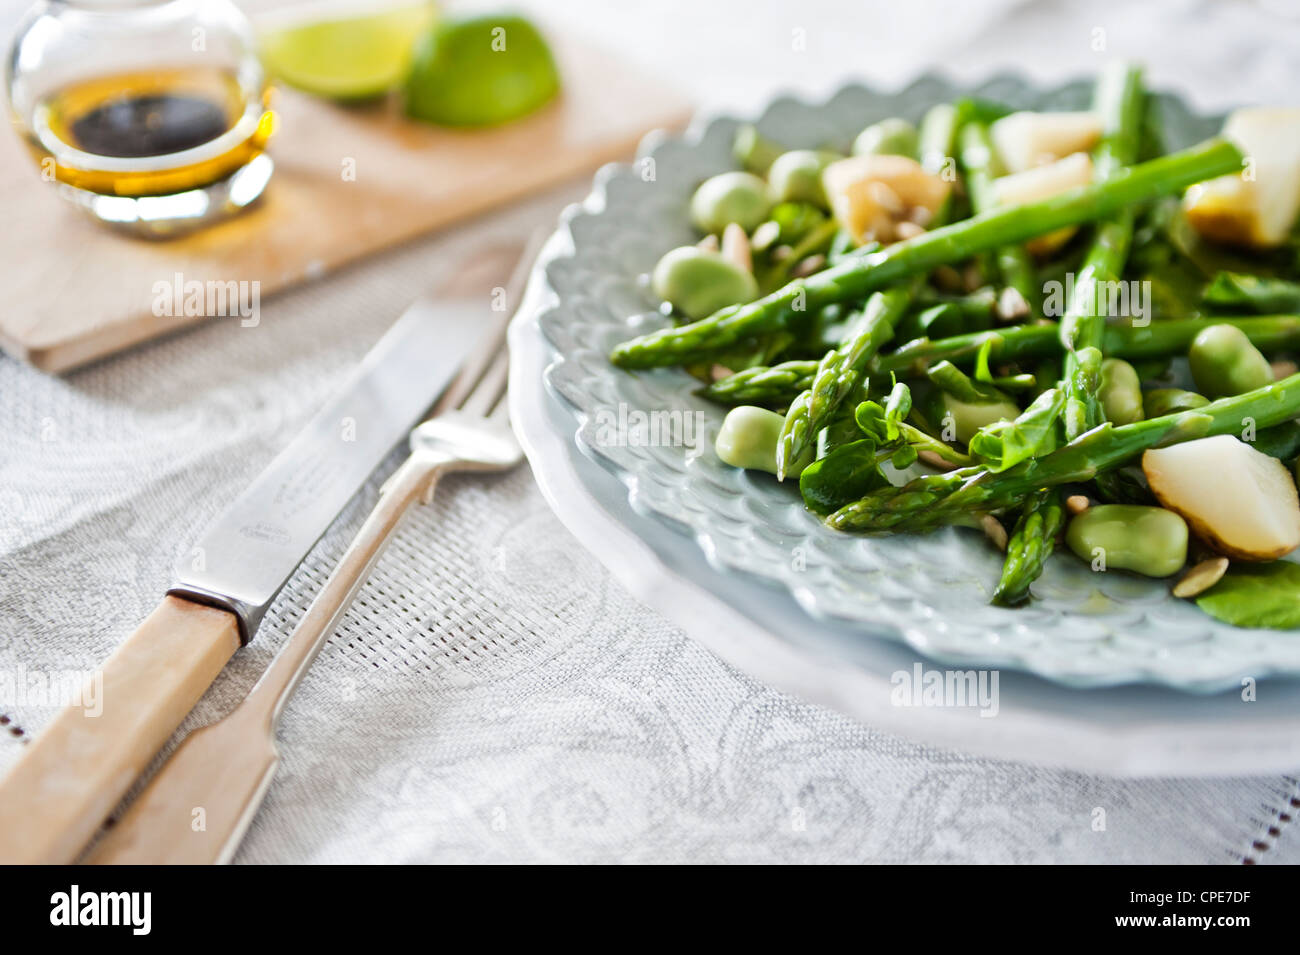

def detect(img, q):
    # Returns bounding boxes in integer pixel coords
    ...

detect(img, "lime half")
[259,2,437,101]
[404,14,560,127]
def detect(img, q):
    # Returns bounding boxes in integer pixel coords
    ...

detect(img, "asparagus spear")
[958,120,1038,310]
[610,138,1242,369]
[701,360,819,406]
[918,103,959,178]
[874,324,1061,375]
[826,372,1300,533]
[878,314,1300,375]
[1059,62,1145,441]
[991,489,1066,606]
[702,314,1300,406]
[1062,346,1103,442]
[777,288,911,477]
[1112,314,1300,359]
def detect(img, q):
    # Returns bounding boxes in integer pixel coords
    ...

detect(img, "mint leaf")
[968,387,1064,472]
[799,439,889,516]
[1195,562,1300,630]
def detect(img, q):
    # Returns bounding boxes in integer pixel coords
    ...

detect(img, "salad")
[609,62,1300,629]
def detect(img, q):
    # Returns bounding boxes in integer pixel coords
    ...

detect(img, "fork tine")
[460,346,509,418]
[429,229,543,417]
[433,321,505,415]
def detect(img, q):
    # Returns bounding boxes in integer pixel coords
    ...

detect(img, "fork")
[84,285,524,865]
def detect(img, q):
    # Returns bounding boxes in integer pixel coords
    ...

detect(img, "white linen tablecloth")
[2,0,1298,863]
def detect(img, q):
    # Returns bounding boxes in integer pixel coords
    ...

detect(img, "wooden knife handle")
[0,596,240,863]
[84,702,278,865]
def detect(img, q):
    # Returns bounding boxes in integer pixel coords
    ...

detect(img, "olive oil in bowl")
[29,68,275,201]
[7,0,275,237]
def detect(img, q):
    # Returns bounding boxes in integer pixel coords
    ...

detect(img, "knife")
[0,243,522,863]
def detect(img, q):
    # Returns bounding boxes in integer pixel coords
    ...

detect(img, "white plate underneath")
[510,232,1300,777]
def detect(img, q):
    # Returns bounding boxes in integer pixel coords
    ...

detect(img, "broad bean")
[1143,388,1208,418]
[715,406,786,474]
[852,117,920,159]
[690,171,772,234]
[651,246,758,320]
[1097,358,1144,425]
[931,390,1021,444]
[1065,504,1188,577]
[766,149,837,207]
[1188,323,1273,399]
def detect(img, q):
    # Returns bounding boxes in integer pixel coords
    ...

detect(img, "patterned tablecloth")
[1,0,1297,863]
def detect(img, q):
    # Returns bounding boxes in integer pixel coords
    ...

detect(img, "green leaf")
[854,382,911,444]
[1252,421,1300,463]
[882,382,911,438]
[853,387,973,469]
[970,338,1038,391]
[1195,562,1300,630]
[816,413,868,459]
[799,439,891,516]
[853,400,889,443]
[968,387,1065,472]
[891,445,918,469]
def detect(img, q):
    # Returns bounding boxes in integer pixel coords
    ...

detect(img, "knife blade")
[0,242,523,863]
[170,294,490,643]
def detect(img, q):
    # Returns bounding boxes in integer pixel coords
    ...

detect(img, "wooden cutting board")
[0,34,691,372]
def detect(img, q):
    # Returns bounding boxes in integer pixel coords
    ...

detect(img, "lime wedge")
[259,2,437,101]
[404,14,560,127]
